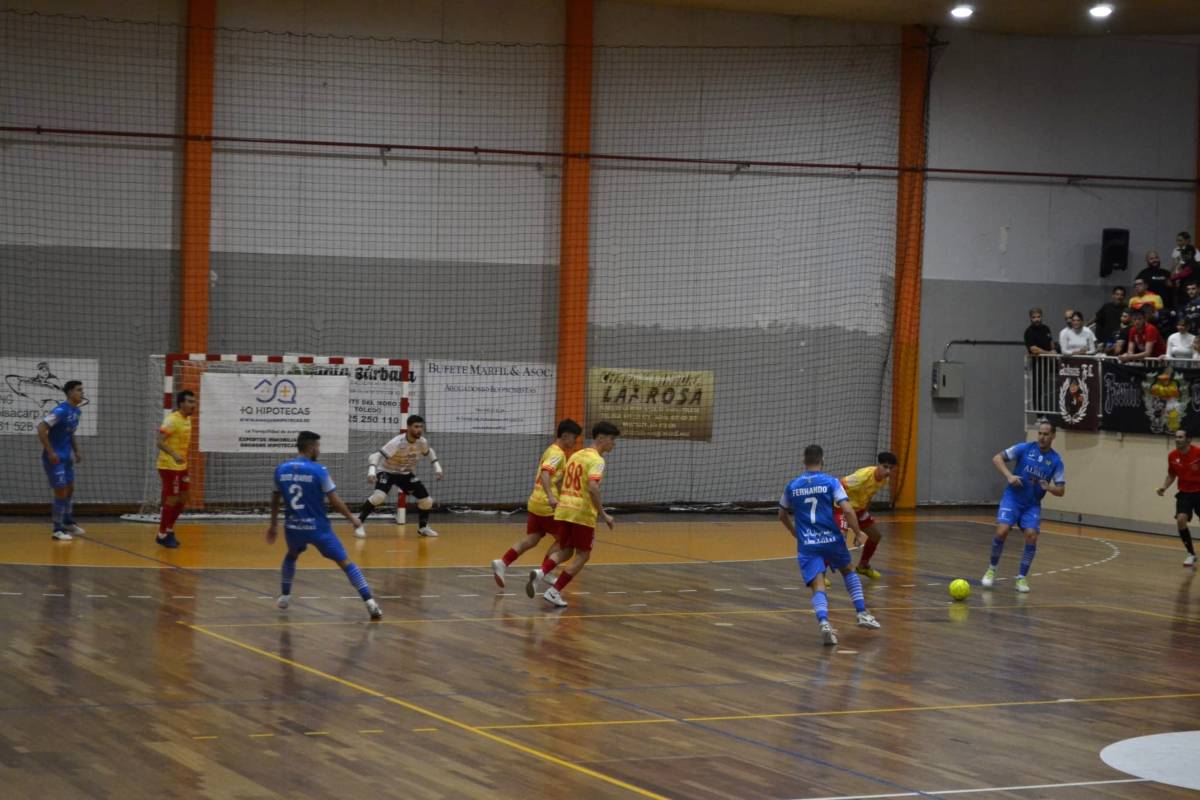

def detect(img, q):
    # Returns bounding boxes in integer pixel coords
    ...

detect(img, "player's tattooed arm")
[993,452,1021,488]
[839,499,867,548]
[426,444,443,480]
[266,491,282,543]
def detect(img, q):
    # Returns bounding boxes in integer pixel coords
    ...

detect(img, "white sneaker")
[543,587,568,608]
[856,611,881,629]
[1185,554,1197,567]
[276,594,291,609]
[819,621,838,646]
[51,530,73,542]
[981,568,996,588]
[354,525,367,539]
[492,559,507,588]
[418,526,438,538]
[366,598,383,620]
[525,568,543,598]
[65,523,85,535]
[1015,577,1030,593]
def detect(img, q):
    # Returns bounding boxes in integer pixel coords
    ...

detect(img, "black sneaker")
[157,531,180,549]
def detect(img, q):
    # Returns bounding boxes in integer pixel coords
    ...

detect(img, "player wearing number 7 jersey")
[492,419,583,588]
[779,444,881,646]
[269,431,382,621]
[527,421,620,608]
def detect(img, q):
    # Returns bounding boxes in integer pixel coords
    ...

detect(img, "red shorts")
[556,521,595,551]
[837,508,875,530]
[526,512,560,539]
[159,468,190,500]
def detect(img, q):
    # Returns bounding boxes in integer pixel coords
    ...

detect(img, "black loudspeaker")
[1101,228,1129,277]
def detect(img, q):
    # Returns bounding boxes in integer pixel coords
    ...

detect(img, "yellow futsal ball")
[948,579,971,601]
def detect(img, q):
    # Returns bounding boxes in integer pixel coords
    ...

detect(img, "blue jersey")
[1000,441,1065,507]
[780,470,850,547]
[42,401,81,460]
[273,457,336,532]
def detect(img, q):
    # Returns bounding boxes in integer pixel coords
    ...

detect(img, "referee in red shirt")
[1156,429,1200,567]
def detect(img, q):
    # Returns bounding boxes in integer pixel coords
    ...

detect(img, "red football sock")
[860,539,879,567]
[541,556,558,573]
[553,571,574,591]
[160,502,183,534]
[501,548,519,566]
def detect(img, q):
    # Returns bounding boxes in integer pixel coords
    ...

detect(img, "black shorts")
[1176,491,1200,520]
[376,472,430,500]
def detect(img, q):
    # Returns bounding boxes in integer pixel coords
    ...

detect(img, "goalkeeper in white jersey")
[354,414,444,538]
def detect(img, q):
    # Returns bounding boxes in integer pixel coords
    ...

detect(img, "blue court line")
[585,689,943,800]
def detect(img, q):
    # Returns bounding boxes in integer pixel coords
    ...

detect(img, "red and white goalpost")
[129,353,412,521]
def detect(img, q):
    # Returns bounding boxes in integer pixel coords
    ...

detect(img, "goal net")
[128,354,411,520]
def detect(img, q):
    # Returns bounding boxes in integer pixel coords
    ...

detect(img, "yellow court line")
[197,602,1102,629]
[477,691,1200,732]
[1093,603,1200,625]
[182,622,668,800]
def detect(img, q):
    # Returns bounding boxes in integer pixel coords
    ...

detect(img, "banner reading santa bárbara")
[586,368,714,441]
[199,373,350,453]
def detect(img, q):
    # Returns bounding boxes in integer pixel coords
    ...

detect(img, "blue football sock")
[843,571,867,613]
[63,499,75,525]
[1019,542,1037,577]
[51,498,67,531]
[281,553,298,596]
[342,562,372,601]
[811,590,829,623]
[990,536,1006,568]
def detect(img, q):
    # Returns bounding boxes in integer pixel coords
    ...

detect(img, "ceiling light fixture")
[949,4,974,19]
[1089,3,1114,19]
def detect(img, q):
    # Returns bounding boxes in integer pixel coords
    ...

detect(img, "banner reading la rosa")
[424,359,554,435]
[0,357,99,436]
[199,373,350,453]
[586,368,714,441]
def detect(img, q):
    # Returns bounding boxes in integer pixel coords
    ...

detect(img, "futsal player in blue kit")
[268,431,382,620]
[779,444,881,646]
[981,420,1066,593]
[36,380,86,541]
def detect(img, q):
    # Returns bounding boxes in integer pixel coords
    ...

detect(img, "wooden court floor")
[0,512,1197,799]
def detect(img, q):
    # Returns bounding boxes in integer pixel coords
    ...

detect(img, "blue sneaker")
[156,531,180,549]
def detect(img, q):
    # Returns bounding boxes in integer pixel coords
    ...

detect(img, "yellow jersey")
[526,443,567,518]
[841,465,885,511]
[156,410,191,471]
[553,447,606,528]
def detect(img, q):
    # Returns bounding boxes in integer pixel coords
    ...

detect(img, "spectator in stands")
[1056,308,1077,353]
[1172,231,1199,272]
[1178,281,1200,334]
[1167,317,1197,360]
[1130,278,1165,324]
[1171,241,1197,293]
[1103,309,1132,356]
[1120,306,1165,362]
[1024,308,1054,356]
[1138,250,1173,305]
[1059,311,1096,355]
[1091,286,1127,344]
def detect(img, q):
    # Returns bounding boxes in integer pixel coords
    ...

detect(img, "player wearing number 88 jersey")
[779,445,880,646]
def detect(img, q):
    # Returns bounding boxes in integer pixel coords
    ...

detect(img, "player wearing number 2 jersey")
[269,431,382,621]
[779,444,881,646]
[526,421,621,608]
[492,419,583,588]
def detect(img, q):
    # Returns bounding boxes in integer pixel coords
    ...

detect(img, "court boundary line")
[790,777,1148,800]
[181,622,668,800]
[476,690,1200,731]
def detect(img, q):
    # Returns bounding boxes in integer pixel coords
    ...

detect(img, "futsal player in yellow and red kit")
[525,421,620,608]
[840,451,897,579]
[155,389,197,548]
[491,418,582,587]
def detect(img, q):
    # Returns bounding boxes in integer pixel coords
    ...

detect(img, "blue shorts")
[284,527,347,563]
[996,502,1041,531]
[797,541,852,585]
[42,455,74,489]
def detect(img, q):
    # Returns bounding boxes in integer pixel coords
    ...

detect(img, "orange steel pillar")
[556,0,594,433]
[889,26,931,509]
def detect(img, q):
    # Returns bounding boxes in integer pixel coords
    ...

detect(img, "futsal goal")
[125,353,412,522]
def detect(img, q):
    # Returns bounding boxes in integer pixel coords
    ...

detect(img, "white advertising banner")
[0,357,99,435]
[424,360,554,435]
[290,362,417,432]
[199,373,350,453]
